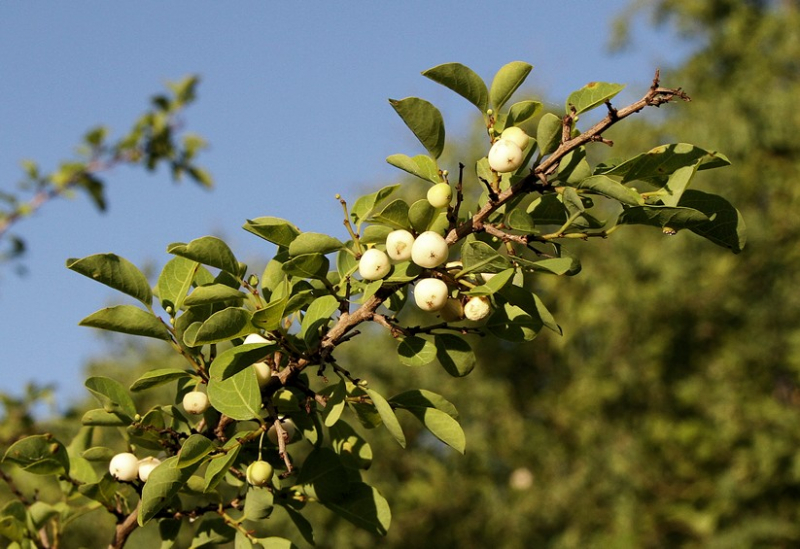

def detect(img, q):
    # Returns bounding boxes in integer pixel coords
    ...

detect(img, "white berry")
[244,333,270,345]
[253,361,272,387]
[183,391,210,415]
[385,230,415,262]
[411,231,449,269]
[488,138,524,173]
[464,296,492,321]
[137,456,161,482]
[358,248,391,280]
[414,278,449,312]
[109,452,139,482]
[426,183,452,209]
[500,126,530,150]
[246,460,274,486]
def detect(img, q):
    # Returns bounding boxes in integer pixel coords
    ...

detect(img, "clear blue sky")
[0,2,690,409]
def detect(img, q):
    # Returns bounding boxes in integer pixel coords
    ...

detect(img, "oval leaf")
[366,388,405,448]
[288,232,344,257]
[434,334,476,377]
[211,341,275,381]
[186,307,254,346]
[138,456,200,526]
[396,336,437,367]
[388,97,445,159]
[3,435,70,476]
[243,217,301,247]
[85,376,136,419]
[130,368,192,392]
[422,62,489,113]
[155,256,199,311]
[207,363,261,421]
[566,81,625,115]
[79,305,171,341]
[490,61,532,111]
[167,236,240,276]
[386,153,440,183]
[67,253,152,307]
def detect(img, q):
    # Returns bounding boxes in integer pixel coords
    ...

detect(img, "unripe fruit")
[464,296,492,321]
[137,456,161,482]
[438,297,465,322]
[358,248,391,280]
[253,361,272,387]
[426,183,453,209]
[488,138,524,173]
[183,391,210,415]
[268,418,297,445]
[411,231,449,269]
[109,452,139,482]
[244,333,269,345]
[385,229,415,262]
[500,126,530,150]
[246,460,274,486]
[414,278,449,312]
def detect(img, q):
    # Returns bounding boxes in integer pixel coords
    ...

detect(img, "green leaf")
[578,175,643,206]
[617,205,710,231]
[252,296,287,331]
[527,194,568,225]
[211,341,275,381]
[243,217,301,248]
[408,199,436,233]
[369,199,411,230]
[167,236,240,276]
[505,100,543,129]
[184,283,245,307]
[465,268,514,296]
[3,435,70,476]
[282,253,329,280]
[67,253,152,307]
[300,295,339,348]
[272,503,315,546]
[177,434,214,469]
[330,420,373,470]
[490,61,532,111]
[359,224,393,246]
[288,232,344,257]
[350,184,399,227]
[460,240,511,274]
[257,536,295,549]
[244,488,274,521]
[321,380,347,427]
[422,62,488,113]
[388,97,445,159]
[156,256,199,311]
[434,334,476,377]
[537,113,562,156]
[604,143,730,184]
[322,482,391,536]
[81,408,128,426]
[85,376,137,419]
[139,456,200,525]
[297,448,350,503]
[397,336,437,367]
[406,407,465,454]
[384,261,421,283]
[680,190,747,254]
[514,256,574,275]
[203,440,240,492]
[386,153,440,183]
[486,302,541,341]
[566,81,625,114]
[207,361,262,421]
[390,389,459,419]
[499,284,561,335]
[366,388,406,447]
[186,307,254,346]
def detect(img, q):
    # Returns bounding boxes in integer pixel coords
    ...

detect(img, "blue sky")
[0,2,690,408]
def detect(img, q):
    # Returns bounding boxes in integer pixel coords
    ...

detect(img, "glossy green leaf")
[578,175,643,206]
[537,112,562,156]
[211,341,275,381]
[155,256,199,311]
[370,199,411,230]
[366,388,405,447]
[207,361,261,421]
[244,488,274,521]
[397,336,437,367]
[3,435,70,475]
[79,305,171,340]
[66,253,152,307]
[243,217,301,247]
[85,376,137,418]
[388,97,445,159]
[434,334,476,377]
[681,190,747,254]
[282,253,329,280]
[185,307,254,346]
[422,62,488,113]
[490,61,532,111]
[167,236,240,276]
[566,81,625,114]
[350,184,399,227]
[177,434,214,469]
[139,456,200,525]
[297,447,350,503]
[288,232,344,257]
[322,482,391,536]
[386,153,440,183]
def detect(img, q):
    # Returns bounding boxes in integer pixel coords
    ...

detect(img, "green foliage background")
[3,1,799,547]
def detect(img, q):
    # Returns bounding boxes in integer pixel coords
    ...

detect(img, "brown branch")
[109,501,140,549]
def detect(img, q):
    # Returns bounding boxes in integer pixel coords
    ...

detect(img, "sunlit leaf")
[243,217,301,247]
[366,388,406,447]
[388,97,445,159]
[67,253,152,307]
[386,154,440,183]
[422,62,489,113]
[79,305,172,341]
[566,81,625,114]
[167,236,240,276]
[139,456,200,525]
[434,334,476,377]
[490,61,532,111]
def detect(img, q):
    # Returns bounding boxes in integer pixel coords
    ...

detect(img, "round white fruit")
[183,391,210,415]
[385,229,415,262]
[137,457,161,482]
[358,248,391,280]
[268,418,297,445]
[500,126,531,150]
[414,278,449,312]
[411,231,449,269]
[488,138,524,173]
[109,452,139,482]
[244,333,270,345]
[464,296,492,321]
[426,183,453,209]
[253,361,272,387]
[246,460,274,486]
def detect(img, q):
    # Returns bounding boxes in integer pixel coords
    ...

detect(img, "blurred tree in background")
[2,1,798,547]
